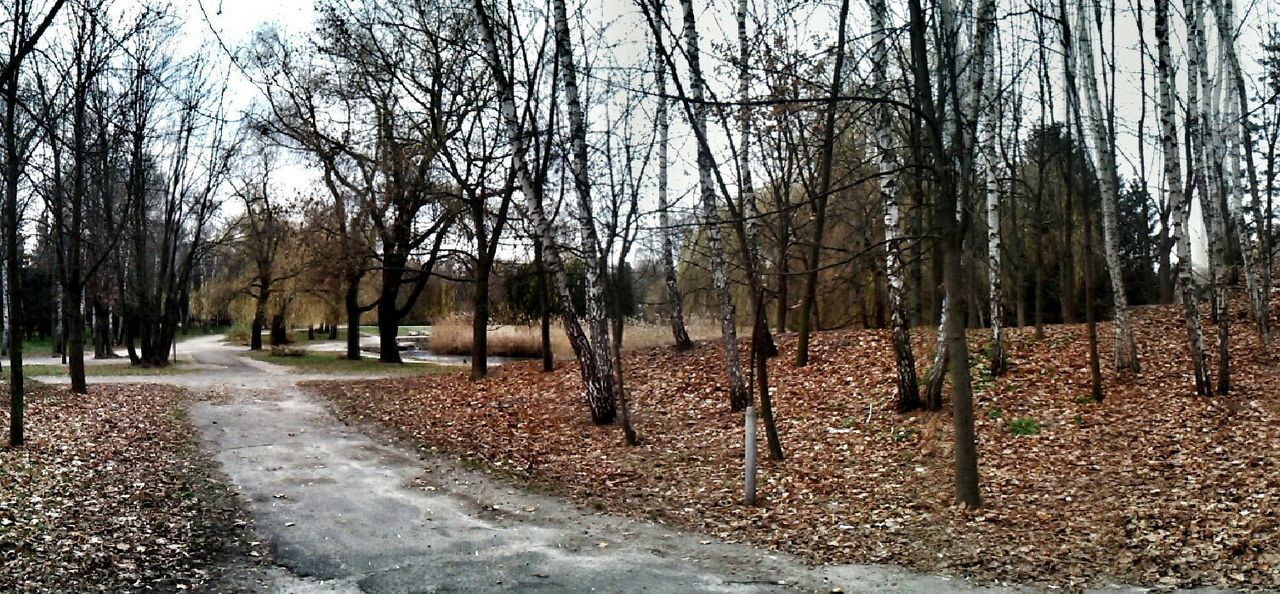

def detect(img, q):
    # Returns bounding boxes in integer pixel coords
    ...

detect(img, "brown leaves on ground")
[309,302,1280,591]
[0,383,244,592]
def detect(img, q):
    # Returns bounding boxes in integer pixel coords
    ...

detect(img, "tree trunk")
[250,295,266,351]
[679,0,748,410]
[344,273,363,360]
[1156,0,1212,395]
[536,242,553,372]
[474,0,615,422]
[874,0,921,411]
[654,39,693,351]
[4,72,25,445]
[1211,0,1270,343]
[1074,0,1139,374]
[978,0,1006,375]
[795,0,850,368]
[1185,0,1229,393]
[552,0,618,418]
[471,255,490,379]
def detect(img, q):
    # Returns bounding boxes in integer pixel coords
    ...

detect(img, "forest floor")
[309,300,1280,592]
[0,382,249,591]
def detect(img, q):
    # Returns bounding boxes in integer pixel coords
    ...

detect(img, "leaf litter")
[301,300,1276,591]
[0,382,250,592]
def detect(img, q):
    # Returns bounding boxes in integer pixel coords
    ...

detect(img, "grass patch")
[1006,417,1042,436]
[246,351,456,375]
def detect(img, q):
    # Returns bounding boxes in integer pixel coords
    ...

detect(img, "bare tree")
[2,0,67,445]
[873,0,922,411]
[1156,0,1213,395]
[472,0,618,423]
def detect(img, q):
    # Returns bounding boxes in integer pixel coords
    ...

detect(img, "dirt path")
[43,337,1085,592]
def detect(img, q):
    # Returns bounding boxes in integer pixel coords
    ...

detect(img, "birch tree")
[652,14,693,352]
[472,0,618,423]
[979,0,1006,376]
[1074,0,1139,375]
[1185,0,1231,393]
[873,0,922,411]
[1156,0,1213,396]
[1210,0,1270,344]
[678,0,749,410]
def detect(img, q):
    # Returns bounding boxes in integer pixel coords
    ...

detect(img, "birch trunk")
[680,0,749,410]
[1156,0,1212,395]
[1075,0,1139,374]
[654,39,694,351]
[550,0,617,405]
[473,0,616,423]
[979,0,1006,376]
[873,0,921,411]
[1186,0,1230,393]
[1211,0,1270,343]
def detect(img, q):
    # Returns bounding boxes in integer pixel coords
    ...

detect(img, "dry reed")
[427,318,722,358]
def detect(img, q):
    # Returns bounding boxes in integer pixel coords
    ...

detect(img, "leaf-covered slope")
[311,302,1280,591]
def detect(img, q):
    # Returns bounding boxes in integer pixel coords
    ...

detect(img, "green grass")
[245,351,456,375]
[15,363,195,377]
[357,325,430,336]
[226,328,363,347]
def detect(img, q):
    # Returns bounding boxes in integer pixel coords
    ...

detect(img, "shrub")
[270,345,308,358]
[427,320,552,358]
[224,324,252,345]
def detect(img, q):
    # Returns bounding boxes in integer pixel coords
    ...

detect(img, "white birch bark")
[736,0,758,249]
[1074,0,1139,374]
[550,0,617,405]
[1,256,7,357]
[653,28,693,351]
[472,0,617,422]
[980,0,1005,375]
[983,41,1003,373]
[680,0,748,410]
[874,0,921,410]
[1156,0,1213,395]
[1187,0,1230,393]
[1210,0,1269,342]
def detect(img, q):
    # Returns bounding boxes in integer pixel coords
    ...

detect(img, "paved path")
[43,337,1145,593]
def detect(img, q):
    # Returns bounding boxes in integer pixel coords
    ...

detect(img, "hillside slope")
[312,301,1280,591]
